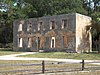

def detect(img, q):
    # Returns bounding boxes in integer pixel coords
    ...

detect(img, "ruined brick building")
[13,13,92,53]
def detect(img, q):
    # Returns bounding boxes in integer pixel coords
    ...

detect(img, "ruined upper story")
[13,13,76,35]
[13,13,91,39]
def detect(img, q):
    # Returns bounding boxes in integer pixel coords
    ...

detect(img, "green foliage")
[83,0,100,47]
[0,0,32,45]
[90,12,100,40]
[91,12,100,25]
[23,0,87,17]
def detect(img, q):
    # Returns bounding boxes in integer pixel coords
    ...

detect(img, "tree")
[0,0,32,47]
[23,0,87,17]
[82,0,100,51]
[93,0,100,12]
[90,12,100,51]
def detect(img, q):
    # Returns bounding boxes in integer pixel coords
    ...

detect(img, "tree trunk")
[98,35,100,53]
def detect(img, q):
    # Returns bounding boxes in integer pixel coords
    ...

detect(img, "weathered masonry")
[13,13,92,53]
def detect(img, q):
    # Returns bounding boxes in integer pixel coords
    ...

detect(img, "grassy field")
[19,52,100,60]
[46,70,100,75]
[0,49,100,75]
[0,60,99,75]
[0,71,100,75]
[0,48,100,60]
[0,48,22,56]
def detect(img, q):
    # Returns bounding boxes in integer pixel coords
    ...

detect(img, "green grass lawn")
[0,60,99,75]
[48,71,100,75]
[19,52,100,60]
[0,48,22,56]
[0,49,100,75]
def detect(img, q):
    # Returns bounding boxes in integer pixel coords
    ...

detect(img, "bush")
[0,43,13,48]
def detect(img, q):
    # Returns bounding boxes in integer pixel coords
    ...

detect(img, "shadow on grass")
[0,48,13,52]
[83,51,99,54]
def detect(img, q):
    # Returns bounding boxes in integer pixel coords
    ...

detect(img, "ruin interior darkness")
[92,32,100,51]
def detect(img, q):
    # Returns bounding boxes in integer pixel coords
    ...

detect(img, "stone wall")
[13,13,76,52]
[13,13,92,52]
[76,13,92,53]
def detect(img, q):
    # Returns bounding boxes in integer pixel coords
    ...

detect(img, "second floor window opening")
[18,23,22,31]
[27,23,32,31]
[50,21,55,30]
[38,22,42,31]
[62,19,68,29]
